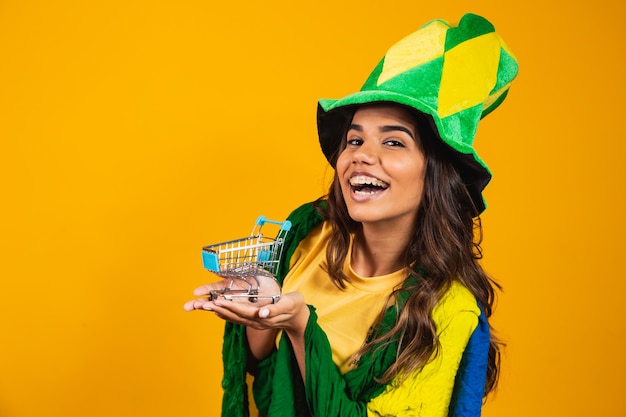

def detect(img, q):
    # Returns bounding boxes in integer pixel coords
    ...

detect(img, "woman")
[185,13,518,417]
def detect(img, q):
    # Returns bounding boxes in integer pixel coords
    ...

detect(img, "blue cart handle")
[255,216,292,232]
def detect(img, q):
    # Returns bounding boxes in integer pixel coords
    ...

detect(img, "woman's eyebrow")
[380,125,415,139]
[347,124,414,139]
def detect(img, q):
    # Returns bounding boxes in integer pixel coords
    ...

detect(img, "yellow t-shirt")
[282,220,406,374]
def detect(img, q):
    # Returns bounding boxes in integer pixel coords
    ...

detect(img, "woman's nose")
[352,142,377,164]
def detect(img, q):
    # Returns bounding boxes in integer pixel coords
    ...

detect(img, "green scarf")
[220,202,413,417]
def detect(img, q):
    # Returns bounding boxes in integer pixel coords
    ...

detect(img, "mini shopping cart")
[201,216,292,303]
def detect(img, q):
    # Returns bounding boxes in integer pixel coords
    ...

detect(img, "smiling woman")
[185,12,518,417]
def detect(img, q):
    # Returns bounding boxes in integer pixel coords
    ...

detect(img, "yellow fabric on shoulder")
[281,220,406,374]
[367,281,480,417]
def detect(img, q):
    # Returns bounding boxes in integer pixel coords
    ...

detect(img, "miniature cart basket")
[201,216,292,303]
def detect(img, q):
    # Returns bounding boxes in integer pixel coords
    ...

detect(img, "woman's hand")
[215,292,309,332]
[183,275,281,310]
[184,282,309,334]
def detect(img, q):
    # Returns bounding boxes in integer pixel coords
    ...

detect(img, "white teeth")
[349,175,389,188]
[354,189,378,196]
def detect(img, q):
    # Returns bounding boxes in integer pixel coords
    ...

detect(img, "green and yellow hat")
[317,13,518,213]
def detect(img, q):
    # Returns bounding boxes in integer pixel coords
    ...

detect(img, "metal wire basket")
[201,216,292,303]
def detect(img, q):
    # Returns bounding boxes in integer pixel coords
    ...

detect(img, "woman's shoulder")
[433,281,481,323]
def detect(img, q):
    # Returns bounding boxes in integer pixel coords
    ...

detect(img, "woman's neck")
[350,223,413,277]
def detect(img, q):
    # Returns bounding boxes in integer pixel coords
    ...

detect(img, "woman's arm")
[278,294,310,379]
[245,293,310,368]
[246,327,278,362]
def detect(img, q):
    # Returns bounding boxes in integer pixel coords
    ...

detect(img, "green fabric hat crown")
[317,13,518,213]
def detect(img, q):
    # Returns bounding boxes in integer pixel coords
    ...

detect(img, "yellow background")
[1,1,624,416]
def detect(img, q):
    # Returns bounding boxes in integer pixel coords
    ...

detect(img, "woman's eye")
[384,139,405,147]
[347,138,363,146]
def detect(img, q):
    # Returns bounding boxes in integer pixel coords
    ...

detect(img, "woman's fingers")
[183,297,213,311]
[258,292,308,335]
[184,279,233,310]
[192,280,229,296]
[210,301,273,329]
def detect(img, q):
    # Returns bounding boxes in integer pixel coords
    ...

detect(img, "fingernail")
[259,308,270,318]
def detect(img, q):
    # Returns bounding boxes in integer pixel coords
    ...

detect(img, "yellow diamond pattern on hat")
[378,20,448,86]
[438,32,501,119]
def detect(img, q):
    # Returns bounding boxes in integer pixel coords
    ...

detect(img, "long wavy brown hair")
[314,103,502,396]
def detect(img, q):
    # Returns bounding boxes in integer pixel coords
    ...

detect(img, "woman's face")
[336,104,426,231]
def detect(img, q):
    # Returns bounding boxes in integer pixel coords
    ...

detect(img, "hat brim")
[316,91,491,213]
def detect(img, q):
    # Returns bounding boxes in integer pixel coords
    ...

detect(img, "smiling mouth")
[349,175,390,195]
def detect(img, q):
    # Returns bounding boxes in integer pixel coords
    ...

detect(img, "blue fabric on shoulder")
[448,308,490,417]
